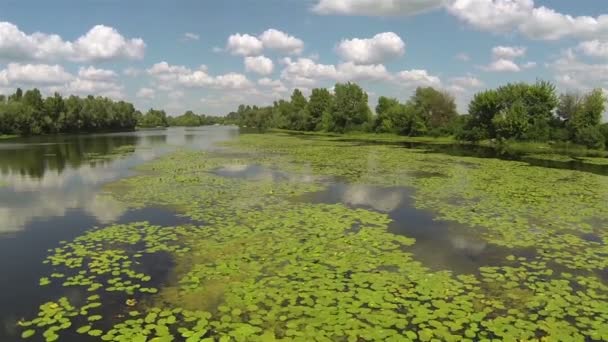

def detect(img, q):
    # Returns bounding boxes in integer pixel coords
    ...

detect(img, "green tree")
[325,82,371,133]
[307,88,333,131]
[374,96,400,133]
[411,87,458,130]
[138,109,169,128]
[492,101,529,139]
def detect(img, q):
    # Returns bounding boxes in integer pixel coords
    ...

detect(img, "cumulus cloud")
[336,32,405,64]
[226,33,264,56]
[450,76,483,88]
[280,57,392,85]
[577,40,608,59]
[0,22,146,62]
[136,87,155,99]
[455,52,471,61]
[183,32,200,41]
[482,58,521,72]
[448,0,608,40]
[492,45,526,59]
[147,61,253,90]
[72,25,145,62]
[0,62,125,99]
[481,45,531,72]
[259,29,304,55]
[549,50,608,92]
[279,57,439,88]
[78,66,117,81]
[0,63,73,85]
[258,77,288,93]
[226,29,304,56]
[395,69,441,86]
[312,0,446,16]
[244,56,274,75]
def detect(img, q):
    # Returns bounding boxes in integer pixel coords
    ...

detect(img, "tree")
[557,93,582,122]
[465,89,500,139]
[286,89,309,130]
[325,82,371,133]
[374,96,400,133]
[567,89,607,148]
[138,109,169,128]
[411,87,458,130]
[386,103,426,136]
[492,101,529,139]
[307,88,333,131]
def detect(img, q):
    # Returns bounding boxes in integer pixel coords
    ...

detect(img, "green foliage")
[0,88,139,135]
[492,100,529,139]
[18,133,608,341]
[138,109,169,128]
[600,123,608,146]
[307,88,333,131]
[168,111,223,127]
[411,86,458,129]
[325,82,371,133]
[573,126,605,149]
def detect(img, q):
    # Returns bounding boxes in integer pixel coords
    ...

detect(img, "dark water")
[0,127,238,341]
[301,182,518,274]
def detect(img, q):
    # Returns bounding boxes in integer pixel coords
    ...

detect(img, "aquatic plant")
[18,132,608,341]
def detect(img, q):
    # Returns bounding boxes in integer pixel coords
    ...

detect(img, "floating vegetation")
[85,145,137,163]
[18,132,608,341]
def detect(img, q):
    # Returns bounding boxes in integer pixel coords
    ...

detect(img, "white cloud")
[280,57,440,88]
[336,62,391,81]
[72,25,145,62]
[448,0,608,40]
[481,58,521,72]
[312,0,446,16]
[522,61,537,69]
[259,29,304,55]
[244,56,274,75]
[136,87,155,99]
[258,77,288,93]
[0,22,145,62]
[214,73,253,90]
[183,32,200,41]
[395,69,441,86]
[455,52,471,61]
[226,29,305,56]
[450,76,483,88]
[122,67,141,77]
[168,90,185,99]
[549,50,608,92]
[78,66,117,81]
[226,33,264,56]
[336,32,405,64]
[577,40,608,59]
[147,61,253,90]
[61,78,124,99]
[492,45,526,59]
[0,63,73,85]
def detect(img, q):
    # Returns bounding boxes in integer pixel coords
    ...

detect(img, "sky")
[0,0,607,118]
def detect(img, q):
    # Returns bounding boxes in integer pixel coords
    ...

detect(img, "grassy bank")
[270,129,608,158]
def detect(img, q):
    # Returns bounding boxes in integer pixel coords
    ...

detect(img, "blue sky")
[0,0,607,118]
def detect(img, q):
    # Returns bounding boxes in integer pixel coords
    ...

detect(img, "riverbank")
[270,129,608,158]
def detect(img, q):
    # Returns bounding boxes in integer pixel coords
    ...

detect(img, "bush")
[600,123,608,149]
[574,126,605,149]
[456,126,487,142]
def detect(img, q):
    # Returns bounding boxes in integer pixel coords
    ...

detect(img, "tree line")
[0,88,139,135]
[0,88,225,135]
[228,81,608,149]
